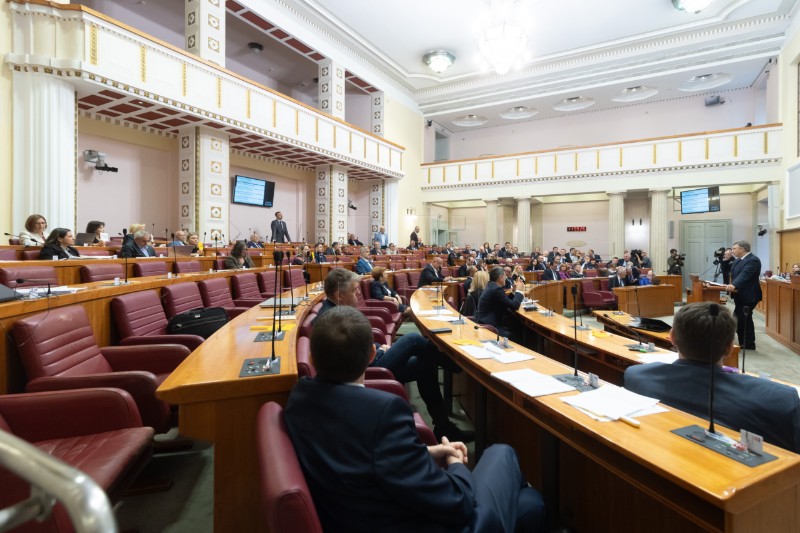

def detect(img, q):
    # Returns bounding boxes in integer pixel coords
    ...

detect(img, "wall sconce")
[639,218,643,226]
[631,219,635,226]
[406,208,416,215]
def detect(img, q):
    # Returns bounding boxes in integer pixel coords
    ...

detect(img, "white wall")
[624,196,650,252]
[444,90,757,161]
[540,201,609,257]
[345,92,372,132]
[347,179,371,244]
[449,207,485,247]
[666,192,754,254]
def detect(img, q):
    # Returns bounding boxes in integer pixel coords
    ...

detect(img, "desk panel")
[614,285,675,317]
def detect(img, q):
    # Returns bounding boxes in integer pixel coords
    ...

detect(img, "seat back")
[215,257,228,271]
[295,336,315,378]
[174,260,202,274]
[259,270,280,298]
[283,269,305,290]
[256,402,323,533]
[407,271,421,288]
[111,290,170,338]
[231,273,263,300]
[132,261,168,278]
[0,266,58,288]
[7,237,20,245]
[12,306,111,380]
[599,278,610,291]
[298,313,317,340]
[580,280,597,294]
[199,277,236,309]
[78,248,112,257]
[0,249,17,260]
[21,250,42,260]
[584,269,598,278]
[80,263,124,283]
[359,279,375,302]
[162,282,205,318]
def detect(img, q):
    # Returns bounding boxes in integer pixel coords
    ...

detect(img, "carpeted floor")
[116,306,799,532]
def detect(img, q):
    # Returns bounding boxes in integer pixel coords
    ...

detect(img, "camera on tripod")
[712,247,725,265]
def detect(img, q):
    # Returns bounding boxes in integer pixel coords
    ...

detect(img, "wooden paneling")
[614,285,674,317]
[765,277,800,354]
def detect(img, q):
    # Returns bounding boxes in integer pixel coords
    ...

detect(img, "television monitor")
[232,175,275,207]
[680,186,720,215]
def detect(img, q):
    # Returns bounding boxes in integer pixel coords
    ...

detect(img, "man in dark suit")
[474,267,526,340]
[119,230,156,258]
[458,256,476,277]
[419,256,450,287]
[623,265,640,286]
[312,243,327,263]
[269,211,291,243]
[286,307,545,532]
[314,269,472,442]
[369,240,383,255]
[607,266,628,289]
[541,262,559,281]
[625,302,800,453]
[409,225,422,248]
[726,240,762,350]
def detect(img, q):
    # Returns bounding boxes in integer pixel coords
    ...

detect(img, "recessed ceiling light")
[672,0,714,14]
[423,51,456,74]
[452,114,489,127]
[499,106,538,120]
[679,73,733,91]
[611,86,659,103]
[552,96,595,112]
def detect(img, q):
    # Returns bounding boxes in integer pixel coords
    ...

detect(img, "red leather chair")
[258,270,280,299]
[198,278,250,318]
[0,249,18,260]
[407,271,421,291]
[80,263,124,283]
[78,248,112,257]
[352,284,397,339]
[581,279,615,308]
[583,269,598,278]
[393,272,414,302]
[21,250,42,260]
[231,273,268,307]
[132,261,169,278]
[283,268,305,290]
[11,306,191,433]
[359,278,404,326]
[111,290,204,350]
[256,402,323,533]
[0,388,154,533]
[0,266,58,288]
[7,237,20,245]
[215,257,228,270]
[174,260,202,274]
[161,282,205,318]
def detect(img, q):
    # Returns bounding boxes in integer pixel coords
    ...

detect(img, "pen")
[619,416,641,428]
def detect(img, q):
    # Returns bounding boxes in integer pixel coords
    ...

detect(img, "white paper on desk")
[459,345,493,359]
[574,404,668,422]
[562,384,659,420]
[491,351,534,364]
[415,310,454,316]
[492,369,574,397]
[637,353,678,365]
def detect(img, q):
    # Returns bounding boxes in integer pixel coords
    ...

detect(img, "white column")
[485,199,498,246]
[649,189,669,274]
[531,199,543,252]
[371,91,385,137]
[185,0,226,66]
[314,164,348,244]
[368,179,384,240]
[318,59,345,120]
[767,183,781,273]
[12,71,76,230]
[608,192,626,258]
[516,197,531,253]
[384,178,399,245]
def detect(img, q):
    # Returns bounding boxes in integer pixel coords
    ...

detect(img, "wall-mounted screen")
[232,175,275,207]
[680,186,720,215]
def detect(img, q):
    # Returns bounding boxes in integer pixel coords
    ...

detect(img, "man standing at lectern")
[726,240,761,350]
[270,211,291,243]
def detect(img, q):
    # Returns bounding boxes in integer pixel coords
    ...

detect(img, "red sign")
[567,226,587,232]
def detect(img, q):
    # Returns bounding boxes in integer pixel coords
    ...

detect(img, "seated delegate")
[370,267,411,317]
[19,214,48,246]
[85,220,107,246]
[625,302,800,453]
[40,228,81,260]
[285,307,545,532]
[224,242,254,269]
[119,230,156,258]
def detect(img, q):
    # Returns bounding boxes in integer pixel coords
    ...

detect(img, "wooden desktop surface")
[614,285,675,317]
[410,291,800,532]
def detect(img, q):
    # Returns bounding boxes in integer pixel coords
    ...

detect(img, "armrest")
[120,334,203,351]
[364,299,398,312]
[365,367,395,380]
[364,378,409,401]
[371,328,387,346]
[357,306,392,324]
[101,344,190,374]
[234,297,266,307]
[0,388,144,441]
[366,315,388,334]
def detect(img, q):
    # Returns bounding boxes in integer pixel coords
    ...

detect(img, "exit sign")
[567,226,587,232]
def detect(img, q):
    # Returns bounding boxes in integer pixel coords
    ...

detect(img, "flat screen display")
[232,175,275,207]
[680,186,720,215]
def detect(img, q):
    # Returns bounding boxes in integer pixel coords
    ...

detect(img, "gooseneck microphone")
[474,324,500,345]
[452,298,466,325]
[570,286,579,376]
[171,232,178,267]
[741,306,751,374]
[572,285,589,331]
[16,278,51,298]
[554,285,593,391]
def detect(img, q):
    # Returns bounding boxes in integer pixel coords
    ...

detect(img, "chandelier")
[672,0,714,13]
[476,1,528,75]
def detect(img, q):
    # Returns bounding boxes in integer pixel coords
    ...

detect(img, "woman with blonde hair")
[462,270,489,316]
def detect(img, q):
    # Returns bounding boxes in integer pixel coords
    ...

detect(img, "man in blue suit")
[372,225,389,249]
[625,302,800,453]
[285,307,546,532]
[355,247,373,274]
[725,240,762,350]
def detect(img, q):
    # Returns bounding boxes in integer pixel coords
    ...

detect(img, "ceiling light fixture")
[248,42,264,54]
[671,0,714,14]
[423,50,456,74]
[452,115,489,127]
[679,72,733,91]
[499,106,538,120]
[552,96,595,112]
[611,86,659,103]
[475,0,529,75]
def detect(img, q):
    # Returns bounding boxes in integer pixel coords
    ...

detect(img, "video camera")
[712,247,725,265]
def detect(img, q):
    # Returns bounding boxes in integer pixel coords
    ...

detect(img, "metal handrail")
[0,430,117,533]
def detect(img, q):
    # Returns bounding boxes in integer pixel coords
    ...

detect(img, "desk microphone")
[741,306,751,374]
[474,324,500,346]
[16,278,51,298]
[571,285,589,331]
[4,232,23,243]
[452,298,466,325]
[151,223,155,244]
[632,285,642,319]
[555,287,593,391]
[287,258,297,312]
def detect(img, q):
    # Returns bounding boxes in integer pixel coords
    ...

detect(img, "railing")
[0,430,117,533]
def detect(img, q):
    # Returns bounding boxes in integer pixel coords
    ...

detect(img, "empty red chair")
[132,261,169,278]
[0,266,58,288]
[0,249,17,260]
[259,270,280,299]
[161,282,205,318]
[407,271,421,291]
[393,272,414,301]
[111,290,203,350]
[80,263,124,283]
[198,277,250,318]
[174,260,202,274]
[20,250,42,260]
[231,273,267,307]
[12,305,191,433]
[582,279,615,308]
[283,268,305,290]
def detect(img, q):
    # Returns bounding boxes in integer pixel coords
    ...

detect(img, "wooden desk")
[525,281,563,314]
[613,285,675,317]
[410,291,800,533]
[304,261,354,283]
[654,275,684,303]
[687,274,727,304]
[765,276,800,354]
[157,288,323,532]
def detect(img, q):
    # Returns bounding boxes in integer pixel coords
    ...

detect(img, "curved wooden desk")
[409,290,800,533]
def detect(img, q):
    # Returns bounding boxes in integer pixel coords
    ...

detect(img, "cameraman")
[667,249,683,275]
[719,247,734,284]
